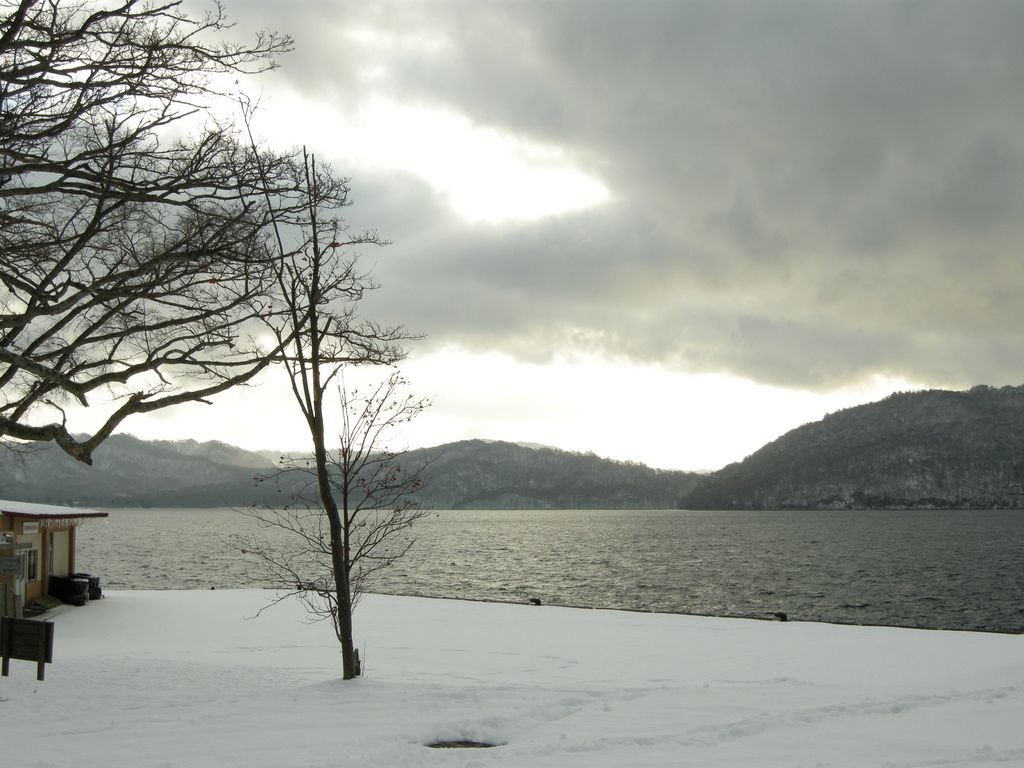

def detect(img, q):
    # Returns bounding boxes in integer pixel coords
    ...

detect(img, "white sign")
[21,522,39,535]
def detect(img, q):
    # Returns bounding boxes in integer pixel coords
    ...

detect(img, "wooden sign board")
[1,617,55,681]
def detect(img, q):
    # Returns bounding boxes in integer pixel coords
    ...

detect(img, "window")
[26,549,38,581]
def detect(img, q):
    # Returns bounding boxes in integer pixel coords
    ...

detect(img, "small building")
[0,500,108,616]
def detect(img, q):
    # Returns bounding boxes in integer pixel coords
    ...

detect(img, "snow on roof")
[0,498,108,522]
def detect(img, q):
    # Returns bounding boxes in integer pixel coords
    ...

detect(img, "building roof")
[0,499,109,524]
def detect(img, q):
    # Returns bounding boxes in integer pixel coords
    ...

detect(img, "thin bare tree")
[235,143,425,679]
[238,370,431,678]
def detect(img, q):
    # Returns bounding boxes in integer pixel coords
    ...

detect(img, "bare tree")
[4,3,428,674]
[1,0,312,463]
[238,370,431,678]
[233,144,424,679]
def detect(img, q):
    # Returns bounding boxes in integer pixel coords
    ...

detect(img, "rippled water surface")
[77,507,1024,633]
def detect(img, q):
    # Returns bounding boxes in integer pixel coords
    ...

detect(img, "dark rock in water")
[426,740,501,749]
[773,611,788,622]
[529,597,542,606]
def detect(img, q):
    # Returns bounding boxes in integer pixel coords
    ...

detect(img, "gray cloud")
[234,0,1024,390]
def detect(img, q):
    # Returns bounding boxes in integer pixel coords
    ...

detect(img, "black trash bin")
[49,575,88,606]
[72,572,102,600]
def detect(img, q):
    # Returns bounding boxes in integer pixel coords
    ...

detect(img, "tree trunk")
[331,525,358,680]
[314,440,359,679]
[336,577,357,679]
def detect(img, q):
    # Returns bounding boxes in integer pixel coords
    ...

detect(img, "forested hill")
[0,435,276,508]
[682,385,1024,510]
[0,436,700,510]
[410,440,700,509]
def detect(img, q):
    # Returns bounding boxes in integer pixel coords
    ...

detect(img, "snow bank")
[2,591,1022,767]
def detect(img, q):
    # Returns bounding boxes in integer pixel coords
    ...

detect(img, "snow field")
[1,590,1022,767]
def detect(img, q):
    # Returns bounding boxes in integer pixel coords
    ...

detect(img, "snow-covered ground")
[2,590,1022,767]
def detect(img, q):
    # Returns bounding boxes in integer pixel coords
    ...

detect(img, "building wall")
[16,527,44,603]
[49,530,71,577]
[0,515,75,604]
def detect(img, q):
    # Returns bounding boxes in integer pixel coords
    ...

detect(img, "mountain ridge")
[7,384,1023,511]
[682,384,1024,510]
[0,436,700,509]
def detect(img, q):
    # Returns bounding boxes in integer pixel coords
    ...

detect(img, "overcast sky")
[122,0,1024,471]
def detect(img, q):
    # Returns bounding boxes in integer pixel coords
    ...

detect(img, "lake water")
[76,507,1024,633]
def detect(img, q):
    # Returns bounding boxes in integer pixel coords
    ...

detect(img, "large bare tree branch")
[0,0,316,463]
